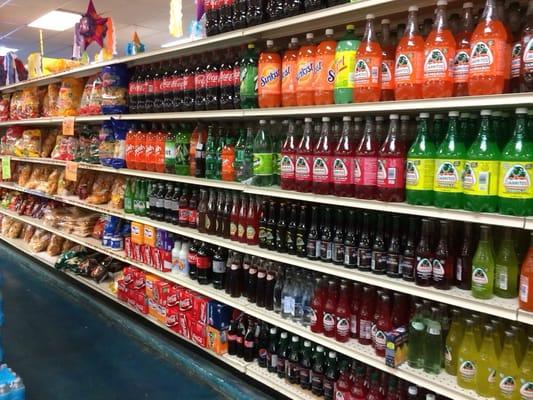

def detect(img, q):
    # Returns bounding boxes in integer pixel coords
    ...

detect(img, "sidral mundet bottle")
[471,225,496,299]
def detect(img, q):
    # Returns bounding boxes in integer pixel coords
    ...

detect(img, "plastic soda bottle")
[134,123,147,170]
[353,14,382,103]
[453,2,475,97]
[164,124,177,173]
[175,123,192,175]
[334,25,360,104]
[494,227,519,298]
[252,120,273,186]
[434,111,465,208]
[380,18,395,101]
[422,0,456,98]
[520,0,533,92]
[354,117,378,199]
[314,29,336,105]
[280,120,298,191]
[154,123,166,173]
[125,124,136,169]
[221,131,236,181]
[333,116,355,197]
[377,114,406,202]
[295,118,315,193]
[296,33,316,106]
[312,117,333,195]
[499,108,533,216]
[444,308,464,376]
[476,324,500,397]
[395,6,425,100]
[258,40,282,108]
[497,330,521,400]
[464,110,501,212]
[281,37,299,107]
[468,0,509,95]
[406,112,435,206]
[519,233,533,312]
[457,318,478,390]
[240,44,258,109]
[471,225,496,299]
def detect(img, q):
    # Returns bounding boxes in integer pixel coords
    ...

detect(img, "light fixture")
[161,37,193,48]
[28,10,80,31]
[0,46,18,56]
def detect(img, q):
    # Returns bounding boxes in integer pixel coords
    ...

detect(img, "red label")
[146,80,154,94]
[189,210,197,226]
[332,157,353,185]
[312,155,332,183]
[128,82,137,96]
[280,153,295,180]
[162,77,173,93]
[171,75,182,91]
[153,79,163,94]
[219,69,233,86]
[206,71,219,88]
[188,252,197,265]
[138,81,148,95]
[295,155,313,182]
[353,156,377,186]
[183,75,194,91]
[377,157,405,188]
[232,67,240,86]
[194,73,206,89]
[196,255,211,269]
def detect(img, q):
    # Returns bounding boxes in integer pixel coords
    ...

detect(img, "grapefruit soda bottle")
[314,29,336,105]
[280,120,298,191]
[353,14,382,103]
[377,114,406,202]
[453,2,475,97]
[521,0,533,92]
[295,118,315,193]
[334,25,360,104]
[258,40,282,108]
[395,6,425,100]
[296,33,316,106]
[333,116,355,197]
[281,37,299,107]
[354,117,378,199]
[380,18,395,101]
[312,117,334,195]
[423,0,456,99]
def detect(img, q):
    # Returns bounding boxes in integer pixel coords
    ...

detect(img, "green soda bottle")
[497,330,521,400]
[476,324,499,398]
[252,120,273,186]
[468,113,479,148]
[205,125,218,180]
[498,108,533,216]
[406,112,435,205]
[492,111,506,151]
[272,120,282,186]
[333,25,360,104]
[423,306,443,375]
[528,110,533,141]
[432,114,447,147]
[239,44,258,109]
[471,225,495,299]
[134,179,147,217]
[444,308,464,376]
[407,301,426,369]
[457,318,478,390]
[464,110,501,213]
[175,123,191,175]
[124,178,134,214]
[494,227,519,298]
[214,125,225,179]
[234,125,246,182]
[434,111,465,209]
[164,124,177,174]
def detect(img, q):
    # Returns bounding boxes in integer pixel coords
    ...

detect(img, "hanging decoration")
[125,31,145,56]
[73,0,116,60]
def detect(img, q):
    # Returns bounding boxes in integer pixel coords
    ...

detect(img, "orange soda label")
[296,57,315,91]
[314,53,335,91]
[395,51,424,84]
[258,62,281,95]
[469,39,507,77]
[381,59,395,90]
[281,57,297,94]
[453,49,470,83]
[354,55,381,88]
[424,46,454,81]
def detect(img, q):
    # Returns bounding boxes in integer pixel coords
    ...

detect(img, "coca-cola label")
[153,79,163,94]
[232,67,241,85]
[377,157,405,188]
[138,81,148,95]
[313,155,332,183]
[206,71,219,88]
[128,81,137,96]
[183,75,194,91]
[194,73,206,89]
[219,69,233,86]
[295,155,313,182]
[161,77,171,93]
[146,80,154,94]
[332,157,353,184]
[354,156,378,186]
[196,255,211,270]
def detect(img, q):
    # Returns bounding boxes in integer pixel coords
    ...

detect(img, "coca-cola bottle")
[182,56,195,112]
[285,0,303,17]
[152,62,164,113]
[206,0,220,36]
[233,48,241,109]
[232,0,247,29]
[266,0,284,21]
[170,60,183,112]
[219,0,234,33]
[205,53,220,110]
[219,51,235,109]
[144,63,156,113]
[246,0,264,26]
[128,66,140,113]
[194,54,207,111]
[162,60,174,112]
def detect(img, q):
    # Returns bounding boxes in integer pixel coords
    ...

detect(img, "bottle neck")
[478,116,492,141]
[405,11,420,37]
[417,118,429,141]
[434,5,448,32]
[513,115,527,139]
[381,23,391,46]
[483,0,501,21]
[462,6,475,31]
[446,117,458,141]
[363,18,377,42]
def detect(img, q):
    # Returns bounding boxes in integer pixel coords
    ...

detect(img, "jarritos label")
[434,159,463,193]
[280,153,296,179]
[258,63,281,95]
[354,57,380,88]
[523,37,533,71]
[332,157,353,185]
[498,162,533,199]
[459,360,477,382]
[295,155,312,182]
[511,42,522,78]
[395,51,423,84]
[470,40,506,76]
[424,48,453,80]
[520,379,533,400]
[312,156,332,183]
[453,50,470,83]
[381,59,395,90]
[499,375,517,398]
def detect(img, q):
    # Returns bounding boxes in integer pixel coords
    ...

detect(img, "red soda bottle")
[334,362,352,400]
[335,281,351,343]
[333,116,355,197]
[354,117,378,199]
[350,365,368,400]
[280,120,298,190]
[310,277,327,334]
[358,286,376,345]
[312,117,333,195]
[295,118,314,193]
[372,292,392,357]
[246,197,259,245]
[154,123,166,173]
[323,279,338,338]
[349,282,363,339]
[134,123,147,171]
[145,123,155,171]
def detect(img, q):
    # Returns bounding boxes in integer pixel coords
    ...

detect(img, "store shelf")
[517,309,533,325]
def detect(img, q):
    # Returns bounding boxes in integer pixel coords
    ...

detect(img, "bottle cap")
[353,116,363,122]
[316,345,324,352]
[303,340,312,347]
[325,28,334,36]
[306,32,314,40]
[460,112,470,118]
[492,110,502,116]
[400,115,410,120]
[259,119,267,124]
[290,37,299,44]
[266,39,274,47]
[304,117,313,123]
[464,2,473,8]
[390,114,399,120]
[480,109,492,116]
[426,394,436,400]
[322,117,330,122]
[437,0,447,6]
[270,119,276,124]
[434,114,444,119]
[408,386,418,395]
[366,13,375,19]
[292,335,299,342]
[381,18,390,24]
[408,6,419,12]
[448,111,460,117]
[346,24,355,30]
[343,116,351,121]
[329,351,337,358]
[419,112,430,118]
[516,107,528,114]
[280,332,288,338]
[247,43,254,49]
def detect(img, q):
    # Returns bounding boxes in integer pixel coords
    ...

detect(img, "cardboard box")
[165,305,180,328]
[206,326,228,355]
[179,288,193,312]
[179,313,191,339]
[153,280,172,307]
[132,243,142,262]
[151,247,163,271]
[125,237,133,258]
[145,274,161,299]
[143,225,156,247]
[385,326,408,368]
[208,301,232,331]
[135,292,149,314]
[122,266,138,286]
[192,294,209,324]
[161,249,172,273]
[141,245,153,267]
[148,298,159,320]
[191,321,207,348]
[131,222,144,245]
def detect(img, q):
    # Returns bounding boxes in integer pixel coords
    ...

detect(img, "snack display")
[50,135,79,161]
[101,64,128,115]
[56,77,85,117]
[43,206,100,237]
[1,126,23,155]
[79,75,103,115]
[46,234,65,256]
[42,83,60,117]
[28,228,51,252]
[0,93,10,121]
[14,129,41,157]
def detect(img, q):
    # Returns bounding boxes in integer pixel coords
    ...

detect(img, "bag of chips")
[57,77,85,116]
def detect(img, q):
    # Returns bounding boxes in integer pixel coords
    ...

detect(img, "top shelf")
[0,0,439,93]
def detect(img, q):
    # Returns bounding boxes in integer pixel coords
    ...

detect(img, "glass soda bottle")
[519,334,533,400]
[334,25,360,104]
[377,114,406,202]
[476,324,500,397]
[494,227,519,298]
[415,219,434,287]
[373,292,392,357]
[240,44,258,109]
[380,18,395,101]
[296,33,316,106]
[468,0,509,95]
[333,116,355,197]
[353,14,382,103]
[471,225,496,299]
[407,301,426,369]
[497,330,521,400]
[295,118,314,192]
[335,281,351,343]
[310,277,326,334]
[519,232,533,311]
[281,37,299,107]
[358,286,376,346]
[314,29,336,105]
[520,0,533,92]
[464,110,501,213]
[433,220,454,290]
[312,117,333,195]
[422,0,456,98]
[406,112,435,205]
[445,308,464,376]
[453,2,475,97]
[457,318,478,390]
[323,279,338,338]
[423,307,443,374]
[280,120,298,191]
[252,120,273,186]
[258,40,281,108]
[394,6,425,100]
[354,117,378,199]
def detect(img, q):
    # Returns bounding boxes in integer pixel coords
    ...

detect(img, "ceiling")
[0,0,196,61]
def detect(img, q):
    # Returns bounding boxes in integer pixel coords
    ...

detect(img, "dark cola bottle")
[219,0,234,33]
[284,0,303,17]
[153,62,165,113]
[194,54,207,111]
[205,0,220,37]
[205,53,220,111]
[128,66,139,113]
[144,63,156,113]
[246,0,264,26]
[170,60,183,112]
[137,65,149,113]
[266,0,284,21]
[304,0,324,12]
[327,0,348,6]
[233,0,247,29]
[219,51,235,109]
[162,60,174,112]
[182,56,195,112]
[233,48,242,109]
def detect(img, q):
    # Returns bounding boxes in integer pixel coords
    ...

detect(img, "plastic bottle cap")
[390,114,399,120]
[381,18,390,24]
[266,40,274,47]
[322,117,330,122]
[434,114,444,119]
[343,116,351,121]
[346,24,355,30]
[480,110,492,116]
[354,117,363,122]
[290,37,299,44]
[306,32,314,40]
[460,112,469,118]
[516,108,528,114]
[329,351,337,358]
[304,117,313,122]
[448,111,460,117]
[259,119,267,124]
[419,112,430,118]
[408,386,418,395]
[325,28,334,36]
[463,2,473,8]
[492,111,502,116]
[437,0,447,6]
[292,336,299,342]
[280,332,288,338]
[366,13,375,19]
[316,345,324,351]
[408,5,419,12]
[400,115,410,120]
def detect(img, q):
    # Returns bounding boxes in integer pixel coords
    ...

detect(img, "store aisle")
[0,242,273,400]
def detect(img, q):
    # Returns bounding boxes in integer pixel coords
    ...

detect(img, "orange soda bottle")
[496,0,513,93]
[453,2,475,97]
[380,18,395,101]
[296,33,316,106]
[468,0,509,95]
[394,6,425,100]
[353,14,382,103]
[258,40,282,108]
[281,37,299,107]
[221,132,236,181]
[314,29,336,105]
[154,123,166,173]
[145,123,156,172]
[423,0,456,99]
[134,123,147,171]
[519,232,533,312]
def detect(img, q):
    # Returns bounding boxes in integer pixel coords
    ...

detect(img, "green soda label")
[498,161,533,199]
[434,159,463,193]
[253,153,273,176]
[240,65,258,97]
[334,50,356,89]
[463,160,499,196]
[406,158,435,190]
[472,266,490,288]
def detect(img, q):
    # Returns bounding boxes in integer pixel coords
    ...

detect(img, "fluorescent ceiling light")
[161,37,193,48]
[0,46,18,56]
[28,10,80,31]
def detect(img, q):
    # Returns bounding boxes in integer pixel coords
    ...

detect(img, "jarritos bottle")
[468,0,509,95]
[453,2,475,97]
[354,117,378,199]
[333,116,355,197]
[258,40,282,108]
[422,0,456,99]
[314,29,336,105]
[281,37,299,107]
[464,110,501,213]
[296,33,316,106]
[380,18,395,101]
[312,117,334,195]
[394,6,425,100]
[334,25,360,104]
[521,0,533,92]
[280,120,298,191]
[295,118,315,193]
[353,14,382,103]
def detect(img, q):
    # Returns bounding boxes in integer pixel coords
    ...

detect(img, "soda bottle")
[371,213,387,275]
[182,56,195,112]
[423,307,443,374]
[334,359,351,400]
[519,233,533,311]
[145,124,156,172]
[358,286,376,345]
[314,29,336,105]
[335,281,350,343]
[334,25,360,104]
[281,37,299,107]
[124,179,134,214]
[373,292,392,357]
[135,65,147,113]
[280,120,298,190]
[295,118,314,192]
[431,113,446,147]
[445,308,464,376]
[519,334,533,399]
[350,365,368,399]
[258,40,282,108]
[313,117,333,195]
[310,276,327,333]
[164,124,177,173]
[143,63,156,113]
[153,62,165,113]
[205,0,219,36]
[468,0,509,95]
[464,110,501,212]
[205,53,220,111]
[434,111,465,209]
[286,335,301,383]
[252,120,273,186]
[125,124,136,169]
[354,117,379,199]
[219,0,234,32]
[386,215,402,278]
[323,279,338,338]
[520,0,533,92]
[246,0,264,26]
[353,14,382,103]
[407,301,426,368]
[165,59,179,112]
[494,227,519,298]
[240,44,258,109]
[271,119,282,185]
[134,123,147,170]
[194,54,207,111]
[296,33,316,106]
[406,112,436,206]
[415,219,434,287]
[332,116,355,197]
[298,339,312,389]
[453,2,475,97]
[128,66,139,113]
[343,210,357,269]
[377,114,406,202]
[422,0,456,99]
[395,6,425,100]
[497,330,521,400]
[471,225,496,299]
[174,123,191,175]
[456,318,478,390]
[232,0,247,29]
[311,346,326,396]
[433,220,454,289]
[401,216,418,282]
[380,18,395,101]
[455,222,474,290]
[221,131,236,181]
[155,124,166,173]
[220,54,235,110]
[323,351,338,400]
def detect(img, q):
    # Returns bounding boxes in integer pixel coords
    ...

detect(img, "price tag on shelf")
[1,156,11,180]
[65,161,78,181]
[63,116,76,136]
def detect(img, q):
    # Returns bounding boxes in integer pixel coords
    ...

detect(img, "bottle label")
[432,258,446,282]
[395,51,424,84]
[281,58,297,94]
[332,242,345,264]
[453,50,470,83]
[320,240,332,260]
[295,155,313,182]
[498,162,533,199]
[194,73,206,90]
[359,319,372,339]
[511,42,522,78]
[524,38,533,71]
[344,245,357,267]
[520,275,529,303]
[299,368,310,386]
[353,56,381,88]
[496,267,508,291]
[212,260,226,274]
[470,39,507,77]
[377,157,405,188]
[280,153,296,179]
[323,379,334,398]
[381,59,395,90]
[371,251,387,273]
[434,159,464,193]
[373,329,386,351]
[283,296,295,314]
[246,226,256,240]
[350,314,357,336]
[258,62,281,95]
[463,160,499,196]
[444,345,452,364]
[312,155,332,183]
[357,248,372,270]
[196,255,211,270]
[400,255,415,279]
[187,252,197,265]
[499,375,517,397]
[219,69,233,87]
[153,79,163,94]
[406,158,435,190]
[253,153,273,176]
[416,257,433,281]
[472,266,489,286]
[336,317,350,337]
[353,155,377,186]
[311,372,324,393]
[423,47,454,81]
[296,58,315,91]
[233,66,241,87]
[456,258,463,282]
[314,54,335,91]
[334,49,356,89]
[386,253,400,275]
[183,75,194,91]
[240,65,258,97]
[323,312,335,333]
[238,223,245,239]
[332,157,353,185]
[520,379,533,400]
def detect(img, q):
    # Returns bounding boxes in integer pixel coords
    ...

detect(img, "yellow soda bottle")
[445,308,464,376]
[497,330,521,400]
[519,335,533,400]
[511,324,528,364]
[490,318,504,354]
[477,324,500,397]
[457,318,479,390]
[472,312,486,349]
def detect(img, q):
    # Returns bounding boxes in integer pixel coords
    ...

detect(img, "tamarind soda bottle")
[453,2,475,97]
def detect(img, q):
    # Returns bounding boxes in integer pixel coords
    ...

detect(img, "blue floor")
[0,242,274,400]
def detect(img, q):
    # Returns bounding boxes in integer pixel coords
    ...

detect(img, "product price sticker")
[63,116,76,136]
[65,161,78,181]
[1,156,10,180]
